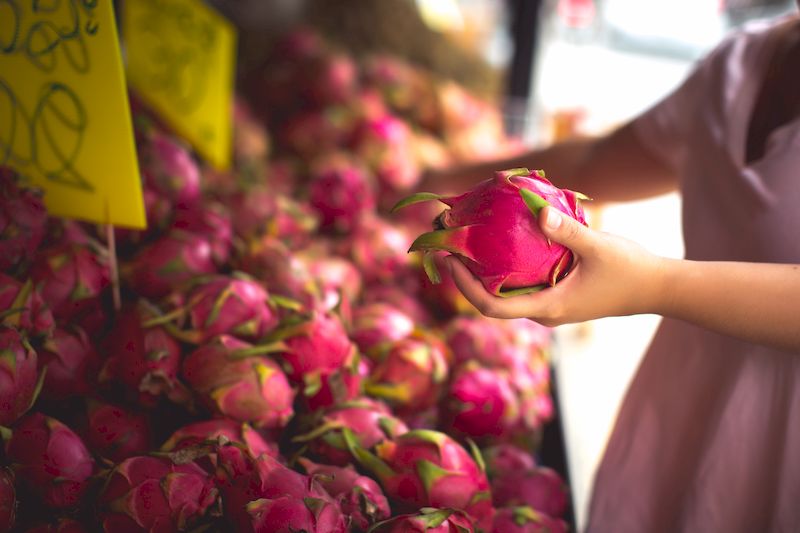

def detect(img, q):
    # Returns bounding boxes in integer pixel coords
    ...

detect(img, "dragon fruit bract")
[6,413,94,509]
[161,418,277,459]
[368,508,474,532]
[393,168,588,296]
[0,326,41,426]
[98,455,217,532]
[490,506,567,533]
[0,275,54,338]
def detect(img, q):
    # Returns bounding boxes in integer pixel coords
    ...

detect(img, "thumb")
[539,206,592,252]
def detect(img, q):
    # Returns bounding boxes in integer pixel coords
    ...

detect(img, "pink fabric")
[587,17,800,533]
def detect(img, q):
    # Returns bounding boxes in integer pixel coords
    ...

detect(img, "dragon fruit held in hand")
[5,413,94,509]
[0,326,41,426]
[98,455,218,532]
[393,168,588,296]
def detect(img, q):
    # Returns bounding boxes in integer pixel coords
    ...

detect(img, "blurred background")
[206,0,796,528]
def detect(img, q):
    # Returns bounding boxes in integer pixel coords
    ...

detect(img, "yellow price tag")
[0,0,146,229]
[124,0,237,170]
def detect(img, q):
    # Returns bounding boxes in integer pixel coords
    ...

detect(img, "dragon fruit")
[0,169,47,274]
[302,254,363,312]
[350,303,415,356]
[490,506,567,533]
[181,335,295,429]
[214,444,341,532]
[269,311,356,382]
[0,276,54,338]
[161,419,277,459]
[298,458,391,530]
[361,283,433,326]
[246,496,347,533]
[365,332,450,415]
[441,362,521,440]
[235,236,318,310]
[84,401,151,463]
[100,302,185,407]
[294,398,408,466]
[302,356,366,411]
[346,215,415,284]
[184,275,279,343]
[445,316,510,367]
[352,429,493,529]
[301,51,358,106]
[127,229,216,299]
[0,326,41,426]
[5,412,94,508]
[280,108,354,157]
[29,242,110,323]
[98,455,218,532]
[0,467,15,532]
[307,152,376,235]
[393,168,588,296]
[228,187,318,247]
[21,518,89,533]
[481,444,536,480]
[37,326,98,400]
[353,114,421,192]
[368,508,474,533]
[172,201,233,266]
[491,467,569,519]
[140,131,201,207]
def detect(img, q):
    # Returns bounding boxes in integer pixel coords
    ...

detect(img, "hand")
[445,206,669,326]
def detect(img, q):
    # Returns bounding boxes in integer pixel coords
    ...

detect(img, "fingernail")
[544,208,563,231]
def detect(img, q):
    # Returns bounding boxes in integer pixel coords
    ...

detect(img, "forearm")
[655,259,800,352]
[424,123,679,203]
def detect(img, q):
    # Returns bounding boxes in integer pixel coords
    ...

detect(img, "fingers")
[445,256,563,322]
[539,206,593,254]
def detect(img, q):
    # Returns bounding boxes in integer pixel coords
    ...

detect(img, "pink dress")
[586,17,800,533]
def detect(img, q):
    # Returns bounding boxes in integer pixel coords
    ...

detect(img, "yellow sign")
[124,0,236,170]
[0,0,146,228]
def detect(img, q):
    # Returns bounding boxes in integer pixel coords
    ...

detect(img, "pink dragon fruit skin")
[360,429,494,529]
[127,229,216,299]
[445,316,510,367]
[0,169,47,273]
[0,326,41,427]
[394,168,588,296]
[84,402,151,463]
[181,335,295,429]
[29,243,110,323]
[295,397,409,466]
[302,356,366,412]
[491,467,569,519]
[141,131,201,207]
[246,496,347,533]
[270,311,356,382]
[307,153,376,235]
[481,444,536,480]
[298,458,391,531]
[100,303,184,408]
[37,326,99,401]
[0,275,54,338]
[0,467,15,532]
[214,445,338,533]
[172,201,233,267]
[302,255,363,312]
[353,114,421,192]
[442,362,521,440]
[368,508,475,533]
[365,332,450,415]
[5,412,94,509]
[20,518,89,533]
[98,455,218,533]
[346,215,414,285]
[350,303,415,356]
[186,275,279,343]
[490,506,568,533]
[161,418,277,459]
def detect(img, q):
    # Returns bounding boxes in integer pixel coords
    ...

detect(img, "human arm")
[422,121,679,203]
[446,206,800,353]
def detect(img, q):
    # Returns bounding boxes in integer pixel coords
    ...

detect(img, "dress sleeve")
[631,34,738,173]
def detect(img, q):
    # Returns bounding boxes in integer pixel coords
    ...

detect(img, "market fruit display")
[0,27,568,532]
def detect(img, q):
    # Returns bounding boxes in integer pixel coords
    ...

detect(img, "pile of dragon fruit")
[0,28,570,533]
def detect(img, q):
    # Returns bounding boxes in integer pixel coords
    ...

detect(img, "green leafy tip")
[519,188,549,217]
[390,192,443,213]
